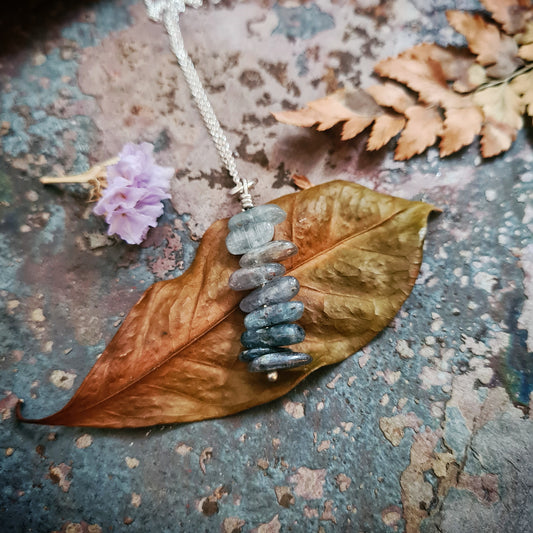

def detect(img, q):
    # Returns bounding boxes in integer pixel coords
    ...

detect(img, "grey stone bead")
[239,346,292,362]
[228,204,286,230]
[229,263,286,291]
[239,276,300,313]
[241,323,306,348]
[226,222,274,255]
[244,301,304,329]
[248,351,312,372]
[239,240,298,268]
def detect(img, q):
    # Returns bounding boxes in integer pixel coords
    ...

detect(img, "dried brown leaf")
[440,107,483,156]
[516,20,533,44]
[453,63,488,93]
[398,42,475,82]
[341,116,375,141]
[310,89,382,140]
[272,107,323,128]
[446,10,522,78]
[273,89,382,139]
[479,119,518,157]
[474,73,527,157]
[395,106,443,161]
[479,0,533,35]
[375,45,466,109]
[510,70,533,115]
[519,42,533,59]
[366,83,416,113]
[274,6,532,161]
[367,115,406,151]
[17,181,436,428]
[473,83,524,129]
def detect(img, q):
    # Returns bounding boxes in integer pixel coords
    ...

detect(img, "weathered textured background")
[0,1,531,532]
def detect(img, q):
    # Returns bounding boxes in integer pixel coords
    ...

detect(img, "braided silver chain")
[145,0,254,209]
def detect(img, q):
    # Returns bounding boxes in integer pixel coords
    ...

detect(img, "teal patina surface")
[0,1,531,532]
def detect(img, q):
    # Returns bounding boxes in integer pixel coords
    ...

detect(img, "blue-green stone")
[239,240,298,268]
[248,351,312,372]
[241,323,306,348]
[239,276,300,313]
[228,204,286,230]
[244,301,304,329]
[229,263,286,291]
[226,222,274,255]
[239,346,292,362]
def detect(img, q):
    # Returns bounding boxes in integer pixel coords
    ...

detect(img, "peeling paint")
[75,434,93,449]
[131,493,141,508]
[175,443,192,456]
[125,456,139,469]
[274,486,295,508]
[290,467,326,499]
[223,517,245,533]
[381,505,402,527]
[251,514,280,533]
[320,499,336,523]
[0,392,19,421]
[335,473,351,492]
[379,412,422,447]
[283,399,305,419]
[49,370,77,390]
[199,446,213,474]
[49,463,72,493]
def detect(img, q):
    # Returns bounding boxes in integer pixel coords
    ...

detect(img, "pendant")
[225,204,312,380]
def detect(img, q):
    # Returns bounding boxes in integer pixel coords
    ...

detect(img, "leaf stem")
[472,62,533,94]
[40,157,118,185]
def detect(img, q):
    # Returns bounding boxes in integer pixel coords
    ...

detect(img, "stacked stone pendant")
[226,204,312,379]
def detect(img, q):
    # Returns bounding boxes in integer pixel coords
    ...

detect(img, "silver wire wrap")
[144,0,255,209]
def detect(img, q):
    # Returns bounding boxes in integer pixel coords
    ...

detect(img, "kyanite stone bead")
[239,240,298,268]
[239,276,300,313]
[244,301,304,329]
[229,263,286,291]
[241,323,306,348]
[228,204,286,230]
[226,222,274,255]
[239,346,291,362]
[248,351,312,372]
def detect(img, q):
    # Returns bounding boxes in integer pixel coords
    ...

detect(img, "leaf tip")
[438,144,455,158]
[393,149,411,161]
[15,399,27,422]
[15,398,55,426]
[292,174,314,190]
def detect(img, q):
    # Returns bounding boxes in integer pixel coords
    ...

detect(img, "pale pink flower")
[93,143,174,244]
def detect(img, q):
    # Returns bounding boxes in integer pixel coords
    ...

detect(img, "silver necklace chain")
[145,0,255,209]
